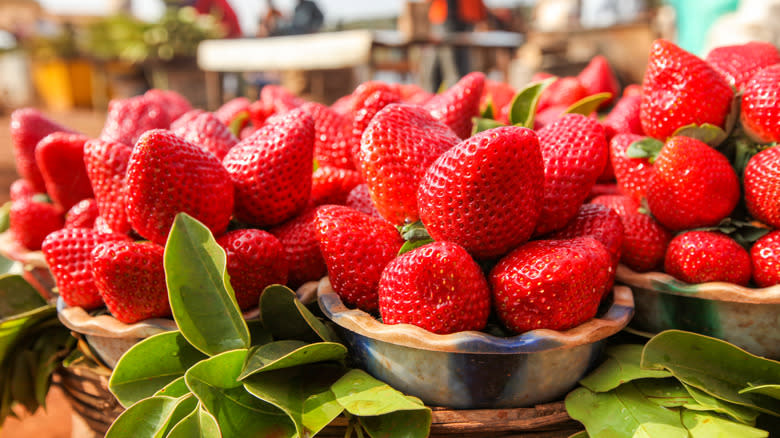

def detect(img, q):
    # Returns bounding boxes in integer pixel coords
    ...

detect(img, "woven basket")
[56,364,123,437]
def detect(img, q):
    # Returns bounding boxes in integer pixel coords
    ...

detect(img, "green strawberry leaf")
[690,218,771,251]
[398,221,434,255]
[30,194,51,204]
[564,92,612,116]
[165,404,221,438]
[682,410,767,438]
[0,274,47,318]
[684,383,760,425]
[312,158,319,172]
[508,78,556,128]
[740,385,780,400]
[633,378,695,408]
[579,344,671,392]
[626,137,664,163]
[259,284,340,343]
[0,202,11,233]
[238,340,347,380]
[471,117,505,135]
[672,123,729,147]
[398,238,434,255]
[723,92,742,137]
[154,376,190,398]
[480,99,495,119]
[228,110,250,138]
[105,394,198,438]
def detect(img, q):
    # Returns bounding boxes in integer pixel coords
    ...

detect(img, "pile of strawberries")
[5,38,779,336]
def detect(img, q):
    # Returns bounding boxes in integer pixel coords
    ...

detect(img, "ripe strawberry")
[418,126,544,259]
[535,113,608,235]
[126,130,234,245]
[301,102,353,170]
[479,79,515,119]
[399,83,434,106]
[744,145,780,228]
[10,108,74,193]
[349,90,400,168]
[378,241,490,334]
[577,55,620,108]
[223,108,314,227]
[330,94,354,115]
[91,241,169,324]
[10,198,63,251]
[587,183,622,201]
[214,97,250,126]
[9,179,35,202]
[705,41,780,91]
[590,194,641,217]
[751,231,780,287]
[640,39,734,140]
[664,231,751,285]
[310,166,362,207]
[144,89,192,122]
[603,94,643,141]
[549,203,624,276]
[170,109,206,132]
[247,99,275,127]
[35,132,94,211]
[217,229,288,310]
[533,104,568,130]
[42,228,131,309]
[351,81,400,112]
[490,237,611,333]
[172,111,238,160]
[424,72,485,138]
[84,139,133,235]
[64,198,99,229]
[100,95,170,146]
[740,64,780,143]
[269,207,328,288]
[536,77,588,112]
[359,103,459,225]
[260,85,304,114]
[646,136,739,231]
[623,84,642,97]
[345,184,380,217]
[610,133,653,202]
[315,205,403,312]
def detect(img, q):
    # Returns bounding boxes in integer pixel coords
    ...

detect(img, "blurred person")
[289,0,324,35]
[185,0,243,37]
[257,0,284,37]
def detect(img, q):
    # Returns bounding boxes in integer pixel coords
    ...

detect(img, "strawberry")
[91,241,169,324]
[751,231,780,287]
[260,85,304,114]
[418,126,544,259]
[345,184,380,217]
[126,130,234,245]
[269,207,328,288]
[170,109,206,132]
[536,77,588,112]
[247,99,275,127]
[398,83,434,106]
[610,133,653,202]
[587,183,622,201]
[490,237,611,333]
[359,103,459,225]
[64,198,99,229]
[42,228,131,309]
[577,55,620,108]
[646,136,739,231]
[378,241,491,334]
[100,95,170,146]
[84,139,133,235]
[330,94,354,115]
[664,231,751,286]
[640,39,734,140]
[310,166,362,207]
[35,132,94,211]
[349,90,400,168]
[301,102,353,170]
[424,71,485,138]
[9,198,63,251]
[351,81,400,112]
[740,64,780,143]
[315,205,403,312]
[533,104,569,130]
[535,113,608,235]
[217,229,288,310]
[172,111,238,160]
[603,94,643,141]
[705,41,780,91]
[550,203,624,274]
[223,108,314,227]
[479,79,515,120]
[9,179,35,202]
[10,108,74,193]
[590,194,641,217]
[744,145,780,228]
[240,125,259,140]
[214,97,251,126]
[144,89,192,122]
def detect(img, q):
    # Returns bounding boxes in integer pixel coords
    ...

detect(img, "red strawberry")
[84,139,133,235]
[260,85,304,114]
[640,39,734,140]
[310,166,362,207]
[590,194,641,216]
[646,136,739,231]
[247,99,275,127]
[126,130,234,245]
[315,205,403,312]
[664,231,751,286]
[603,94,643,141]
[535,113,608,235]
[536,77,588,112]
[378,241,491,334]
[533,104,569,130]
[91,241,169,323]
[359,103,459,225]
[398,83,434,106]
[349,90,401,168]
[740,64,780,143]
[744,145,780,228]
[330,94,354,116]
[223,108,314,227]
[587,183,622,201]
[345,184,380,217]
[172,111,238,160]
[240,125,259,140]
[217,229,288,310]
[550,203,624,273]
[351,81,400,112]
[269,207,328,288]
[35,132,93,211]
[214,97,250,126]
[705,41,780,91]
[10,108,74,193]
[751,231,780,287]
[301,102,353,170]
[490,237,611,333]
[42,228,131,309]
[577,55,620,108]
[610,133,654,202]
[144,89,192,122]
[10,198,63,251]
[479,79,515,118]
[9,179,35,202]
[418,126,544,259]
[623,84,642,97]
[170,109,206,132]
[64,198,99,229]
[100,95,170,146]
[424,72,485,138]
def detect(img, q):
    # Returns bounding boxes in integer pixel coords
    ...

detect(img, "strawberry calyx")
[228,110,250,137]
[626,137,664,163]
[508,77,557,128]
[672,123,729,147]
[398,220,433,255]
[564,92,613,116]
[471,117,505,135]
[480,99,495,119]
[689,217,771,250]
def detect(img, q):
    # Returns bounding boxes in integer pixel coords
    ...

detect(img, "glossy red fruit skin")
[349,90,401,169]
[550,203,624,270]
[345,184,381,217]
[705,41,780,91]
[223,108,314,227]
[10,108,74,193]
[126,130,234,245]
[171,109,206,132]
[536,77,588,112]
[315,205,404,312]
[378,241,491,334]
[603,94,643,141]
[10,198,63,251]
[490,237,611,333]
[744,146,780,228]
[359,103,459,225]
[646,136,739,231]
[9,179,36,202]
[269,207,328,289]
[84,139,133,235]
[144,89,192,122]
[424,71,485,138]
[610,133,654,202]
[664,231,751,286]
[100,95,170,146]
[399,83,434,106]
[479,79,515,119]
[309,166,362,207]
[418,126,544,259]
[577,55,620,108]
[42,228,131,309]
[64,198,99,229]
[214,97,250,126]
[91,241,170,324]
[301,102,353,170]
[260,85,305,115]
[740,64,780,143]
[172,111,238,161]
[35,132,94,211]
[590,194,641,217]
[618,213,672,273]
[640,39,734,140]
[751,231,780,287]
[217,229,288,310]
[535,113,608,235]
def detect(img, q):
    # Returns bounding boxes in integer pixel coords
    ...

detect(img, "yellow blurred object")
[67,59,94,107]
[31,58,73,111]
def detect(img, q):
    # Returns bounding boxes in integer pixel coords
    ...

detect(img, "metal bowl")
[616,264,780,359]
[317,277,634,409]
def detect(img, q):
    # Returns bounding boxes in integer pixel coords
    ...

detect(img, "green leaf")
[626,137,664,162]
[0,274,47,318]
[0,201,11,233]
[247,320,273,347]
[154,376,190,398]
[569,432,589,438]
[32,326,73,407]
[10,349,38,413]
[303,385,344,435]
[508,78,556,128]
[359,409,433,438]
[471,117,505,135]
[641,330,780,416]
[228,111,249,138]
[682,410,768,438]
[109,331,207,407]
[634,378,695,408]
[398,221,435,255]
[0,305,56,363]
[106,394,197,438]
[564,92,612,116]
[579,345,671,392]
[684,383,760,425]
[740,385,780,399]
[259,284,339,343]
[239,340,347,380]
[672,123,729,147]
[165,213,250,356]
[185,349,296,438]
[166,404,221,438]
[481,100,495,119]
[398,238,434,255]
